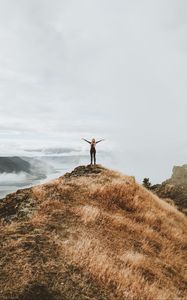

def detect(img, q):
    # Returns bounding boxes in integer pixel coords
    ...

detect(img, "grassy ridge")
[0,165,186,299]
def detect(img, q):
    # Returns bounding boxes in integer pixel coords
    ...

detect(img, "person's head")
[92,138,96,143]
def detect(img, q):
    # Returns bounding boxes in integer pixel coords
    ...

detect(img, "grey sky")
[0,0,187,182]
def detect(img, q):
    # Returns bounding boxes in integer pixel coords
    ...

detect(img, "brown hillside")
[0,165,187,300]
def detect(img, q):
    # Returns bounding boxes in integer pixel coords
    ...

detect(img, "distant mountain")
[0,157,31,174]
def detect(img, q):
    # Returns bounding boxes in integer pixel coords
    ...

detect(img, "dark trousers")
[90,149,96,164]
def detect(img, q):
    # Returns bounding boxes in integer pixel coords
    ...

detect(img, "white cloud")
[0,0,187,182]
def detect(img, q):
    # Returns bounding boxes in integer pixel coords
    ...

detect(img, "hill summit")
[0,165,186,300]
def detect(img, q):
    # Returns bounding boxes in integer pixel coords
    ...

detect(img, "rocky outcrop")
[0,188,38,223]
[171,165,187,185]
[151,165,187,215]
[64,164,105,178]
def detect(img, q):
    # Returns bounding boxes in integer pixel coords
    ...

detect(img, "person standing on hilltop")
[82,138,105,165]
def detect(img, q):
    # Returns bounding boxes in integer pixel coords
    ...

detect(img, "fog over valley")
[0,146,113,198]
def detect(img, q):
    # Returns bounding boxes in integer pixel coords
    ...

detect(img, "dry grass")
[0,165,187,300]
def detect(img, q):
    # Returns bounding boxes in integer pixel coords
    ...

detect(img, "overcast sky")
[0,0,187,182]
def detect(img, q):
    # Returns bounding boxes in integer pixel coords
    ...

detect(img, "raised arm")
[82,138,91,144]
[96,139,105,144]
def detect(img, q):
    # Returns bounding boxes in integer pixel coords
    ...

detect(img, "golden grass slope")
[0,165,187,300]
